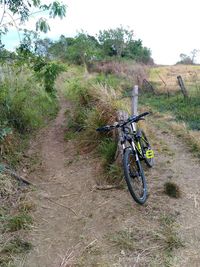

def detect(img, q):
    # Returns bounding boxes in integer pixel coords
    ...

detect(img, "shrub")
[0,65,58,134]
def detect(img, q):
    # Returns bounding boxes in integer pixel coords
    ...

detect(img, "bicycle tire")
[123,148,147,204]
[140,130,154,168]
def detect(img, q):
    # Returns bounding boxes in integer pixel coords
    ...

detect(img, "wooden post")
[131,85,138,115]
[177,75,188,98]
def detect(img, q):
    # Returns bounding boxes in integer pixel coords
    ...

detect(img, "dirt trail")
[22,96,200,266]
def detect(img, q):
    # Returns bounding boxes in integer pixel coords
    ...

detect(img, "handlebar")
[96,112,150,132]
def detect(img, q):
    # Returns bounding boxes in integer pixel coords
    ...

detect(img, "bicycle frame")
[120,122,141,162]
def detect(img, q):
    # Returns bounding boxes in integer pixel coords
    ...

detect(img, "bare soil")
[20,96,200,266]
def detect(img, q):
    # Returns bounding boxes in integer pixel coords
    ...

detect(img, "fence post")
[177,75,188,98]
[131,85,138,115]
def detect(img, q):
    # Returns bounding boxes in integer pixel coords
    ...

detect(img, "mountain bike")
[96,112,154,204]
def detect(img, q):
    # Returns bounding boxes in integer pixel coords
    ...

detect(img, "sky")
[1,0,200,65]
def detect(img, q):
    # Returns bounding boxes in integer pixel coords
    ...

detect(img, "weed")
[164,182,181,198]
[154,214,184,252]
[107,163,124,185]
[4,213,33,232]
[107,229,135,250]
[18,201,36,213]
[1,238,32,254]
[98,138,117,165]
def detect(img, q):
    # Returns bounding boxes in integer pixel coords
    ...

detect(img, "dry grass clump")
[157,214,184,252]
[170,121,200,157]
[0,174,16,198]
[0,173,33,266]
[89,60,148,87]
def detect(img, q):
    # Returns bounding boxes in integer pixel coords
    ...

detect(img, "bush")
[0,65,58,134]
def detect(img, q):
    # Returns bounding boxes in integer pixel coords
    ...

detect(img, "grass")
[0,67,58,134]
[157,214,184,252]
[107,229,136,251]
[140,93,200,130]
[164,182,181,198]
[98,138,117,165]
[64,72,127,183]
[1,238,32,254]
[0,173,33,266]
[4,213,33,232]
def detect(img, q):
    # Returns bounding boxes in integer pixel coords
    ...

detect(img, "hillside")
[21,67,200,266]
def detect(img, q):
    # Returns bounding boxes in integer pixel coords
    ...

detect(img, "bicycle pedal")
[145,149,154,159]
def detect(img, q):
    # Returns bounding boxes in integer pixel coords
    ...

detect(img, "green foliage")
[0,0,66,37]
[98,26,152,63]
[36,18,50,33]
[66,78,93,106]
[98,26,134,57]
[33,58,66,94]
[44,26,152,64]
[0,65,58,133]
[65,32,101,67]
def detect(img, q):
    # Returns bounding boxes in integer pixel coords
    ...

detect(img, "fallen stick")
[45,197,78,216]
[94,184,122,190]
[2,165,33,185]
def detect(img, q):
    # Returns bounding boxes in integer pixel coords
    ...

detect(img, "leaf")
[36,18,50,33]
[49,1,66,19]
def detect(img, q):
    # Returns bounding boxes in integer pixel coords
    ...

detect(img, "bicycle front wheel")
[123,148,147,204]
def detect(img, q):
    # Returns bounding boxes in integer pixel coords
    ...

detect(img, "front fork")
[121,123,140,162]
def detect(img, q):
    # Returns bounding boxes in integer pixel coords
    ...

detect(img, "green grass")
[140,93,200,130]
[98,138,117,164]
[4,213,33,232]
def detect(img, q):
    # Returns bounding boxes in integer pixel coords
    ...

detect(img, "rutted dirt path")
[21,95,200,266]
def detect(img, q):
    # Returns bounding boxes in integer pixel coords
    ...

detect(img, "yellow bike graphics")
[145,149,154,159]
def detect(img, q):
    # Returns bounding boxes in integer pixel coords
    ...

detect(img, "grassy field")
[149,64,200,94]
[143,65,200,131]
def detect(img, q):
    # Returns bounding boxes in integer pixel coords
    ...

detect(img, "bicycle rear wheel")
[123,148,147,204]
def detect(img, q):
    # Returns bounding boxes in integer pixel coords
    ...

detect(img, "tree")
[97,26,152,63]
[125,39,152,63]
[0,0,66,46]
[65,32,101,68]
[178,53,193,65]
[191,49,199,64]
[35,38,53,58]
[98,26,134,57]
[48,35,69,60]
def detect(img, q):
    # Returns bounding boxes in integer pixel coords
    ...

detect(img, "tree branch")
[0,0,6,26]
